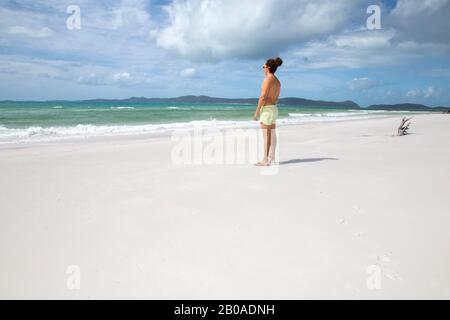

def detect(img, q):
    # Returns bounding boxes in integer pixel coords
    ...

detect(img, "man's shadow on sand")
[279,157,338,165]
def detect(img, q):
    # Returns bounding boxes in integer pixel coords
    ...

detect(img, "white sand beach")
[0,113,449,299]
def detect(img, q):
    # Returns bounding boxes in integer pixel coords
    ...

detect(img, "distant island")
[83,96,449,111]
[366,103,449,112]
[1,95,448,111]
[84,95,360,109]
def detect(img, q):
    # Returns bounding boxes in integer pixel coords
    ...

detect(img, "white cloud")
[391,0,448,18]
[8,26,53,38]
[180,68,196,77]
[286,29,397,69]
[0,1,162,65]
[77,71,153,87]
[151,0,358,61]
[112,72,132,80]
[424,86,440,98]
[405,86,442,98]
[281,0,450,70]
[348,77,383,91]
[388,0,450,46]
[0,54,158,88]
[285,28,450,69]
[406,89,420,98]
[428,68,450,77]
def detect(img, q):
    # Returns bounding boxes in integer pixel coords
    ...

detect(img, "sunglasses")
[262,65,268,69]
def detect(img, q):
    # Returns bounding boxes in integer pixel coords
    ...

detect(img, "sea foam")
[0,114,389,144]
[110,106,135,110]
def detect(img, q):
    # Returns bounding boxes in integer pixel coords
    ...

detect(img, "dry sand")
[0,114,449,299]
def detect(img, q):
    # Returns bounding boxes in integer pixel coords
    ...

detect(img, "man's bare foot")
[255,160,270,166]
[268,157,278,165]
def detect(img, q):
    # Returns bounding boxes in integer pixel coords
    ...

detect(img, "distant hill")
[85,95,361,108]
[280,97,359,108]
[3,96,448,112]
[89,95,256,104]
[367,103,449,112]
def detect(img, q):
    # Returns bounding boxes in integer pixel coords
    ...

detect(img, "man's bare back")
[262,74,281,106]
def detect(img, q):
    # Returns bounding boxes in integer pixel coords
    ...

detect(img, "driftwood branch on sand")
[397,116,412,136]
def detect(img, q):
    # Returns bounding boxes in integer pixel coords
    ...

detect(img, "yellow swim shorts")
[259,104,278,125]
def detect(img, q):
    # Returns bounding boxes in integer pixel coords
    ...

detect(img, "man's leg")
[269,124,277,163]
[255,123,270,166]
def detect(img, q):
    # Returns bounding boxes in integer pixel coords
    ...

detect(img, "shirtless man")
[253,57,283,166]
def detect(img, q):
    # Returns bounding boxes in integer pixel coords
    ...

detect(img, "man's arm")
[253,78,270,119]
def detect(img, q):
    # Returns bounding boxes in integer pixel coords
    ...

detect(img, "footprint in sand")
[374,253,402,281]
[339,210,402,284]
[383,268,402,281]
[352,205,366,215]
[376,254,391,263]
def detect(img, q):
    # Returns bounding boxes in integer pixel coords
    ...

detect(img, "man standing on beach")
[254,57,283,166]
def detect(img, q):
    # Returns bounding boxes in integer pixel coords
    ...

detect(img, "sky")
[0,0,449,107]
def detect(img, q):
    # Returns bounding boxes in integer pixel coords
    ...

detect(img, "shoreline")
[0,113,420,151]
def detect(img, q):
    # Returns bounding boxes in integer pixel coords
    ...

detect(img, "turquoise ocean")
[0,101,431,143]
